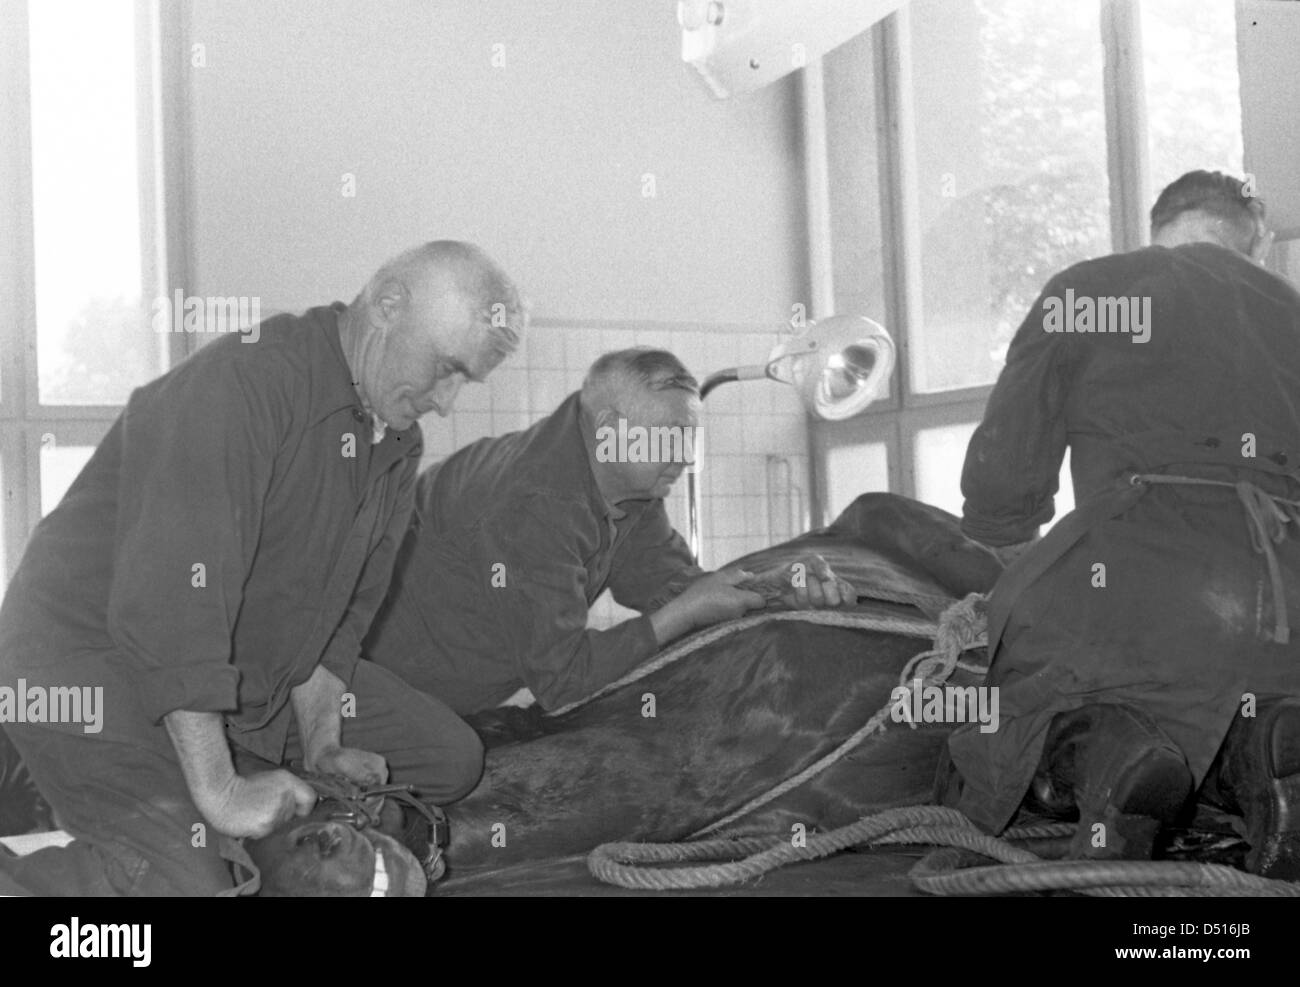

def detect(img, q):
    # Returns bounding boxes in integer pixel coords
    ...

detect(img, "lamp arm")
[700,368,738,400]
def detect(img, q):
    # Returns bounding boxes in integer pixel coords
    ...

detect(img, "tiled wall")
[416,323,812,629]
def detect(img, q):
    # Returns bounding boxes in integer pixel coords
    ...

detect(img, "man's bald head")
[362,240,525,357]
[1150,170,1268,259]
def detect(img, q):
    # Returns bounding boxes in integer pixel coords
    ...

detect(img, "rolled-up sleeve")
[106,360,284,723]
[961,276,1075,548]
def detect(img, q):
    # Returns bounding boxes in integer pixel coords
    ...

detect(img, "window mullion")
[1101,0,1151,253]
[875,7,923,410]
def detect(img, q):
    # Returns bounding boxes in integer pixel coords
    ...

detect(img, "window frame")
[0,0,192,583]
[810,0,1195,527]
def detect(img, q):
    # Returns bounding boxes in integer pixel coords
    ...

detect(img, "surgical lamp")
[687,314,895,560]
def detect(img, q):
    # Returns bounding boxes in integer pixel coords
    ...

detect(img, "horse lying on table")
[440,493,1003,881]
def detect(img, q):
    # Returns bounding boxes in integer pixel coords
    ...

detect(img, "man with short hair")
[0,240,524,895]
[364,347,850,716]
[944,171,1300,875]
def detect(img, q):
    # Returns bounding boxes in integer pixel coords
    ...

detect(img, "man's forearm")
[648,597,697,646]
[164,709,238,814]
[290,664,346,768]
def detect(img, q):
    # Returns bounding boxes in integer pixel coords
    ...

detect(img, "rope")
[590,805,959,890]
[582,594,1300,895]
[587,803,1300,896]
[688,593,989,838]
[895,592,989,713]
[688,699,908,839]
[911,847,1300,897]
[547,606,943,718]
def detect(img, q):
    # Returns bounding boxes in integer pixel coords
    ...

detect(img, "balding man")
[943,171,1300,876]
[364,347,850,717]
[0,240,524,896]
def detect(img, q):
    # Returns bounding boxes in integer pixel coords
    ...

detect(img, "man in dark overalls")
[946,171,1300,876]
[0,240,523,895]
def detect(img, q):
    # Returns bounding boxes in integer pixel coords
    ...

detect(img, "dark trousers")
[0,660,482,896]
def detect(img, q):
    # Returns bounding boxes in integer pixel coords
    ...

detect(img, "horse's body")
[443,494,1002,874]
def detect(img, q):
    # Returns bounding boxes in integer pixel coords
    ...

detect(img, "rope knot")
[899,593,989,689]
[894,593,990,729]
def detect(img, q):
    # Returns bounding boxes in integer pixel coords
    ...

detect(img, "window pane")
[825,441,889,521]
[915,423,1075,532]
[914,423,978,516]
[825,30,886,321]
[40,444,95,517]
[29,0,162,405]
[909,0,1111,393]
[1142,0,1243,201]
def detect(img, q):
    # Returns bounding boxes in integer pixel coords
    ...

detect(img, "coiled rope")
[588,804,1300,896]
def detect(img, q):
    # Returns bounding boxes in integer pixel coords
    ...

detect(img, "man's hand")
[738,554,857,610]
[198,770,318,839]
[164,709,318,839]
[291,665,388,787]
[776,555,856,610]
[307,744,388,787]
[649,569,767,645]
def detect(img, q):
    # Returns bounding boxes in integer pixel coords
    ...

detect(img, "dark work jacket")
[364,391,703,714]
[0,304,421,762]
[950,243,1300,832]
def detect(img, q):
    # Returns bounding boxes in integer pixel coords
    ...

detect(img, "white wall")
[183,0,815,588]
[186,0,808,323]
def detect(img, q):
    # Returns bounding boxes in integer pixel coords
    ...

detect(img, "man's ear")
[1251,228,1275,267]
[591,406,620,432]
[371,278,410,329]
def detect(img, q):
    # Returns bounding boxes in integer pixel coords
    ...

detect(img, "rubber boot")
[1023,704,1193,860]
[1202,699,1300,880]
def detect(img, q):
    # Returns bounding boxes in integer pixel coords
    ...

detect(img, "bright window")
[29,0,164,406]
[39,444,97,518]
[1,0,178,588]
[818,0,1242,541]
[910,0,1111,392]
[1142,0,1243,202]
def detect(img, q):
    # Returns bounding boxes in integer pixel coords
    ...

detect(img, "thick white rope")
[688,594,990,838]
[547,606,944,719]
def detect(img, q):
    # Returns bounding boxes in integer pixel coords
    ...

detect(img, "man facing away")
[0,240,525,895]
[364,347,852,717]
[945,171,1300,876]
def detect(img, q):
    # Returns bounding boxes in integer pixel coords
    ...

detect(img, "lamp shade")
[766,314,895,421]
